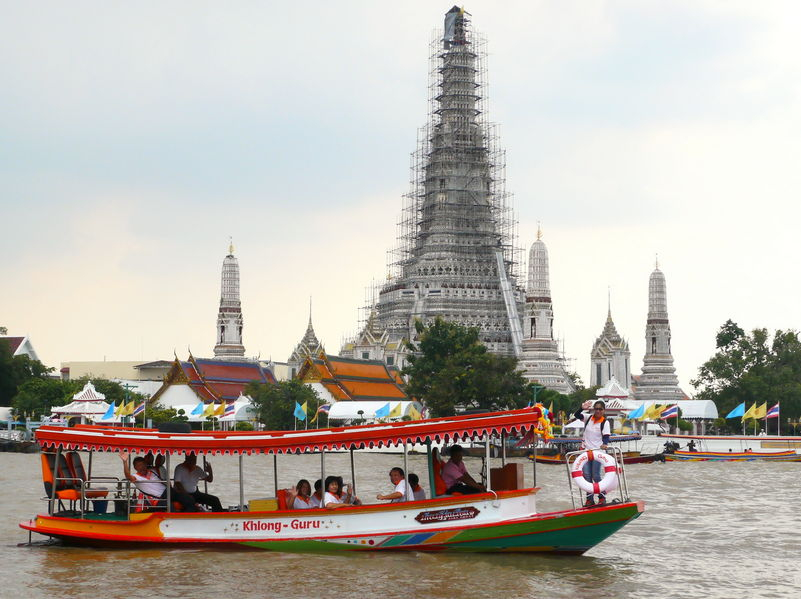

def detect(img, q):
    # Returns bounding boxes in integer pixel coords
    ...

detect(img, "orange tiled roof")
[303,354,409,402]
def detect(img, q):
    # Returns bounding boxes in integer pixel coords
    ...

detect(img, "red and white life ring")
[570,450,619,495]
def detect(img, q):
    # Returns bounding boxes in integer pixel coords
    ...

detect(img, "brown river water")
[1,451,798,599]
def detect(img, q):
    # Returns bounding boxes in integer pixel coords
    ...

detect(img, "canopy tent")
[50,382,110,425]
[326,400,424,421]
[35,407,544,455]
[564,420,585,429]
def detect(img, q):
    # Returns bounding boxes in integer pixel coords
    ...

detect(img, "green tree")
[692,320,801,428]
[133,404,188,425]
[402,318,530,417]
[11,377,67,419]
[0,342,52,405]
[246,379,320,430]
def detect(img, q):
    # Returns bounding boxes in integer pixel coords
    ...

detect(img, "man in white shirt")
[119,452,195,512]
[174,453,224,512]
[376,467,415,503]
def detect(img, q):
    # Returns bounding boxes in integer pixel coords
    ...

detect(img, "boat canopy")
[35,407,542,455]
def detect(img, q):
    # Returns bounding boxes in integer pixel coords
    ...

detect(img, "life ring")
[570,450,619,495]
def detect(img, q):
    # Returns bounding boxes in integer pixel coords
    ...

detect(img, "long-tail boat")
[20,408,644,553]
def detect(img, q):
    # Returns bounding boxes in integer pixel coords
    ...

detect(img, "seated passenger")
[286,479,314,510]
[336,475,361,506]
[119,451,196,512]
[310,479,323,508]
[441,444,486,495]
[323,476,358,509]
[408,473,426,501]
[376,467,415,503]
[174,453,225,512]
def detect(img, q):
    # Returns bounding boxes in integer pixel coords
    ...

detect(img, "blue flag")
[101,401,115,421]
[190,401,204,416]
[374,403,390,418]
[627,404,645,419]
[726,402,745,419]
[294,401,307,421]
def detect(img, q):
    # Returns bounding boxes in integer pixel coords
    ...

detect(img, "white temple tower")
[518,227,575,394]
[633,261,685,401]
[590,302,631,389]
[213,242,245,359]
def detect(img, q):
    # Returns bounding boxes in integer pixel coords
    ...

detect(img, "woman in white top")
[286,479,314,510]
[323,476,357,509]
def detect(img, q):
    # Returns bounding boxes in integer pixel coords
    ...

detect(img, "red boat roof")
[35,408,542,455]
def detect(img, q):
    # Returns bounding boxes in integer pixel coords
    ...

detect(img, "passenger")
[144,452,166,479]
[376,467,415,503]
[441,445,486,495]
[286,479,314,510]
[310,479,323,508]
[323,476,358,509]
[119,451,196,512]
[173,453,225,512]
[408,473,426,501]
[335,475,361,506]
[572,400,611,507]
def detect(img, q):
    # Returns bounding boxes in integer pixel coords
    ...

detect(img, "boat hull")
[20,490,644,554]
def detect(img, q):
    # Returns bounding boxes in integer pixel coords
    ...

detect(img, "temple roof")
[151,356,276,404]
[591,310,629,356]
[298,354,408,402]
[595,376,630,399]
[72,381,106,401]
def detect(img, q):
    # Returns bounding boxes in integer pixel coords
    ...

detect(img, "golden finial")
[536,221,542,241]
[655,253,659,269]
[229,236,234,255]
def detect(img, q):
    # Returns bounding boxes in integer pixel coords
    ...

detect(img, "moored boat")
[665,449,801,462]
[20,409,644,553]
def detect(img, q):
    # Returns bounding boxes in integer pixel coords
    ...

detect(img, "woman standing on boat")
[572,401,611,507]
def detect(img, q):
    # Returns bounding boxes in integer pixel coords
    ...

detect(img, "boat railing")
[564,447,630,510]
[44,475,125,519]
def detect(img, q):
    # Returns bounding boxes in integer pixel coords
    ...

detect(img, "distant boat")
[666,449,801,462]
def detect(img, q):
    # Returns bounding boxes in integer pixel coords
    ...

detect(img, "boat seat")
[431,448,448,497]
[276,489,289,510]
[41,452,81,505]
[65,451,109,499]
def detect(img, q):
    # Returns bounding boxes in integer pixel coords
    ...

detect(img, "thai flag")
[317,404,331,414]
[661,405,679,419]
[224,403,236,417]
[132,402,146,417]
[765,404,780,419]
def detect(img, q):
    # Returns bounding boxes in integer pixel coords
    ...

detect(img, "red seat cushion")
[276,489,289,510]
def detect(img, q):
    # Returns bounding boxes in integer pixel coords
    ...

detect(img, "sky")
[2,1,800,394]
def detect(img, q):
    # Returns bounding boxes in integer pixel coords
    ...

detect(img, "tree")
[246,379,320,431]
[402,318,530,417]
[692,320,801,428]
[0,341,52,405]
[11,377,67,419]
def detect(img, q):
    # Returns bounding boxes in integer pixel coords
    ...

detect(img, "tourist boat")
[665,449,801,462]
[20,408,644,553]
[658,432,801,454]
[529,435,664,465]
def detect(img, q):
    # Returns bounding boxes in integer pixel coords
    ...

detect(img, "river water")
[1,451,798,599]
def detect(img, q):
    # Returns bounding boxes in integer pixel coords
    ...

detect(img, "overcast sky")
[2,1,799,394]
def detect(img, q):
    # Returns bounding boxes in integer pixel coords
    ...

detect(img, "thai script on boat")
[414,506,480,524]
[242,519,323,533]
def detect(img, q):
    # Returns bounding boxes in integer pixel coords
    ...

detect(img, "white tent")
[327,400,424,422]
[51,381,110,425]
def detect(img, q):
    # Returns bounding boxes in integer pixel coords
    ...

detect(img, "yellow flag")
[389,403,403,418]
[742,403,757,421]
[126,401,137,416]
[203,402,216,417]
[214,402,225,417]
[301,401,308,416]
[752,402,767,419]
[644,404,658,419]
[408,405,422,420]
[114,402,124,416]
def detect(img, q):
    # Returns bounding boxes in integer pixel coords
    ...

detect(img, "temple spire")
[634,262,684,401]
[213,242,245,359]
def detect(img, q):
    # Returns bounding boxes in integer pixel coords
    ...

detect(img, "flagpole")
[777,403,780,436]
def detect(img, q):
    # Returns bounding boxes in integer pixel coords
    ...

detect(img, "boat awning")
[34,407,543,455]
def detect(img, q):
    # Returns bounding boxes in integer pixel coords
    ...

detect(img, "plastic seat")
[65,451,109,499]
